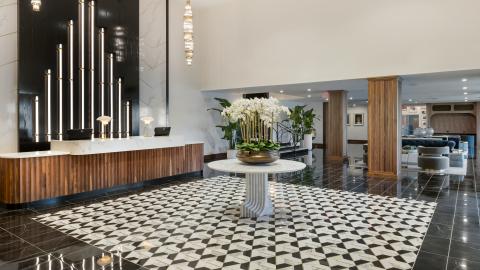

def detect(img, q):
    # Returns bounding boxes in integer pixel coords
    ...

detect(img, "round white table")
[208,159,306,218]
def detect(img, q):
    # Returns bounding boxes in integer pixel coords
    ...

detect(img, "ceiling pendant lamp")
[31,0,42,12]
[183,0,194,65]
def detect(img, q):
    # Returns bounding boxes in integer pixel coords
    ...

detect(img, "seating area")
[400,137,469,175]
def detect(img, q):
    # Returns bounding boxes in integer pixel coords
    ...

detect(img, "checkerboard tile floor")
[34,176,436,269]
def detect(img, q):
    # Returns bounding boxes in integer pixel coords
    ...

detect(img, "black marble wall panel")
[18,0,141,151]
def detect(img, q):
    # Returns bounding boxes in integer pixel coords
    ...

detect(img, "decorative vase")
[414,128,427,137]
[304,133,313,151]
[425,127,434,137]
[226,149,237,159]
[236,150,280,164]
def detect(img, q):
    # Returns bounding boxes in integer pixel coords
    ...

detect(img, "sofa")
[402,138,456,152]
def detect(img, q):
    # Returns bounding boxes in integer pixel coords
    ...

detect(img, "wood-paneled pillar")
[367,76,401,177]
[325,91,347,160]
[475,102,480,158]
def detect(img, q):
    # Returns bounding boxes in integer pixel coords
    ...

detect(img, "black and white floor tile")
[34,176,436,270]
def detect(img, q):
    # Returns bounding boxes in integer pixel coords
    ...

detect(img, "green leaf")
[207,108,223,113]
[214,98,231,108]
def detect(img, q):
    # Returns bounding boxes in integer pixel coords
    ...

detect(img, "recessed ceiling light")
[326,98,329,101]
[408,99,412,102]
[349,97,353,100]
[307,88,311,92]
[464,92,468,95]
[307,94,311,98]
[462,78,468,82]
[463,86,468,90]
[279,90,284,93]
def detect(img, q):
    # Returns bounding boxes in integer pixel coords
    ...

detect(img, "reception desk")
[0,136,204,205]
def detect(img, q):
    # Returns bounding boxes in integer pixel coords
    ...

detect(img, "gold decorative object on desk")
[141,116,155,137]
[96,115,112,139]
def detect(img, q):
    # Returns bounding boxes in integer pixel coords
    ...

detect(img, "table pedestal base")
[241,173,273,218]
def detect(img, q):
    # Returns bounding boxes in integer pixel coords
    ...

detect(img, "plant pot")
[304,133,313,150]
[226,149,237,159]
[236,150,280,164]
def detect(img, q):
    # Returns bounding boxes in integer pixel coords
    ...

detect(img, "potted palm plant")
[289,106,305,149]
[208,98,240,159]
[302,108,316,150]
[288,106,316,151]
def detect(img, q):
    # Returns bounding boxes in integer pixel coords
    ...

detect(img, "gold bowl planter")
[236,150,280,164]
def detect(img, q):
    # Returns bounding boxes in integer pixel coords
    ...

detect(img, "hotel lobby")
[0,0,480,269]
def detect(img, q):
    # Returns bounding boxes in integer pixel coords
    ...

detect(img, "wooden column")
[368,76,401,177]
[325,91,347,160]
[475,102,480,158]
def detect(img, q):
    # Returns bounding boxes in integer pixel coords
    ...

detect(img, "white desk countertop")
[0,151,69,159]
[51,136,196,155]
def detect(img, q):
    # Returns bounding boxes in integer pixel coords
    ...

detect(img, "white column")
[57,44,63,139]
[108,53,114,138]
[68,20,74,130]
[99,28,105,135]
[45,69,52,142]
[118,78,122,137]
[78,0,85,129]
[88,1,95,134]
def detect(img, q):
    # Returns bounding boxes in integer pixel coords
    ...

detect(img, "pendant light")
[184,0,194,65]
[31,0,41,11]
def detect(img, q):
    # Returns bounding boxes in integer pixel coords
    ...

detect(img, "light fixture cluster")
[184,0,194,65]
[37,0,129,142]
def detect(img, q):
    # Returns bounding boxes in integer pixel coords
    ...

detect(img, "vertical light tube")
[45,69,52,142]
[88,1,95,135]
[117,78,122,137]
[57,44,63,140]
[98,28,105,135]
[126,101,130,137]
[108,53,114,138]
[34,96,39,143]
[68,20,74,130]
[79,0,85,129]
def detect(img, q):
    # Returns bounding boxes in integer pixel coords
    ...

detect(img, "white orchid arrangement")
[221,97,290,152]
[221,97,290,125]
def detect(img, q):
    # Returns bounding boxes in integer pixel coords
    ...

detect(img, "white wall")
[197,0,480,91]
[347,106,368,140]
[0,0,18,153]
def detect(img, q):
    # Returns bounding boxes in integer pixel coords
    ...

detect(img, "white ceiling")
[205,69,480,105]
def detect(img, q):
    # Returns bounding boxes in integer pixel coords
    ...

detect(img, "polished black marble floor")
[0,148,478,269]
